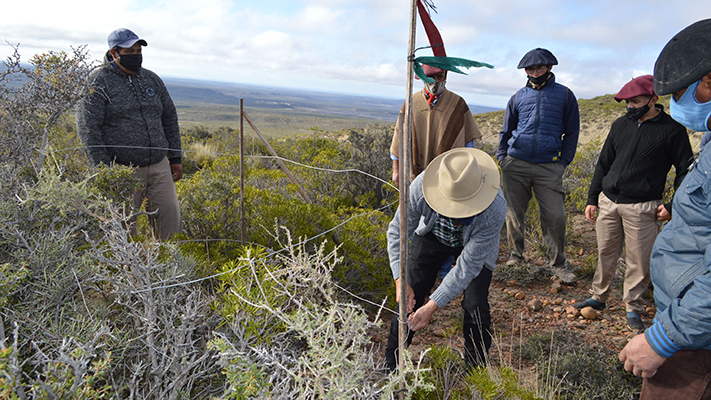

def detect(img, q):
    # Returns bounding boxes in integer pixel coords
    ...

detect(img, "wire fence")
[52,143,402,315]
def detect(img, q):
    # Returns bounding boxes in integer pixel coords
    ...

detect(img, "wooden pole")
[239,98,246,245]
[242,111,313,204]
[398,0,417,381]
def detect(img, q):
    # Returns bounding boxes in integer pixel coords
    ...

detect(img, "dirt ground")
[370,213,654,372]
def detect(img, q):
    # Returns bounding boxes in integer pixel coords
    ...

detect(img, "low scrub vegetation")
[0,44,663,399]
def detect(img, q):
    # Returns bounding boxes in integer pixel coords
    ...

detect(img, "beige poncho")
[390,88,482,181]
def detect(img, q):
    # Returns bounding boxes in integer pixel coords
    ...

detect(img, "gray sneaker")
[550,263,577,283]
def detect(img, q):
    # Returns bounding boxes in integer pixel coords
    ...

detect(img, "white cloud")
[2,0,711,107]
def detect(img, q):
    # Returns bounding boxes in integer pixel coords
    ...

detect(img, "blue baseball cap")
[108,28,148,49]
[517,48,558,69]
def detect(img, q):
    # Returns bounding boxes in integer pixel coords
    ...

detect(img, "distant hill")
[163,77,501,123]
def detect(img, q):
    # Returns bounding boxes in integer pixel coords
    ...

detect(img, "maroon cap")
[614,75,655,102]
[423,63,445,77]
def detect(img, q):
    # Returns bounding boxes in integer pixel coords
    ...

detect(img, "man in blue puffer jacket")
[619,18,711,400]
[495,48,580,282]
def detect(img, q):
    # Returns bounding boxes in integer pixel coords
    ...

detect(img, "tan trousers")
[591,193,661,313]
[132,157,181,240]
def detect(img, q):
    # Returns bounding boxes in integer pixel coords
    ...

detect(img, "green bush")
[517,330,640,399]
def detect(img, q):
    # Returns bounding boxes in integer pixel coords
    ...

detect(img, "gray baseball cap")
[108,28,148,49]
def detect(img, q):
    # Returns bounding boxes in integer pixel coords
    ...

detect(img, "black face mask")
[627,104,650,121]
[627,97,653,121]
[527,71,551,86]
[119,54,142,73]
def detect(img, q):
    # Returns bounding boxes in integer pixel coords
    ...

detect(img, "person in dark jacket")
[573,75,692,331]
[618,19,711,400]
[495,48,580,282]
[77,28,182,240]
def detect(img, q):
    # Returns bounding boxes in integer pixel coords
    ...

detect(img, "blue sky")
[2,0,710,108]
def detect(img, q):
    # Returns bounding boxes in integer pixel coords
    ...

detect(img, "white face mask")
[425,80,446,96]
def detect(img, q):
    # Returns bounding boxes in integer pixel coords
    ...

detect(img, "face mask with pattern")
[425,80,446,96]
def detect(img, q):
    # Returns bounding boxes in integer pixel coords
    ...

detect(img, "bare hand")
[656,204,671,221]
[408,300,438,331]
[394,278,415,314]
[619,334,666,379]
[585,205,598,222]
[171,163,183,182]
[391,159,400,189]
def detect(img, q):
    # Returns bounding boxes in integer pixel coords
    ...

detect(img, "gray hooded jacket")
[76,52,181,167]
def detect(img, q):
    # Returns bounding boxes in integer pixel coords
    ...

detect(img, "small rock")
[566,313,576,319]
[542,299,550,306]
[432,329,447,337]
[565,306,580,317]
[581,306,598,320]
[552,298,564,306]
[553,307,563,313]
[579,248,585,256]
[515,291,526,300]
[528,299,542,311]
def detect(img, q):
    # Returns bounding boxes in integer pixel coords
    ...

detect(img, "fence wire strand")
[72,143,402,315]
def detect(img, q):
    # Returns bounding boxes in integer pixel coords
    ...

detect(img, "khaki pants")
[591,193,661,313]
[500,156,567,267]
[132,157,181,240]
[641,350,711,400]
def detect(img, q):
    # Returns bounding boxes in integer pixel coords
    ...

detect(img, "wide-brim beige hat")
[422,148,500,218]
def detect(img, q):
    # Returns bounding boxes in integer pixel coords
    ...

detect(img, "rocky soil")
[370,213,655,373]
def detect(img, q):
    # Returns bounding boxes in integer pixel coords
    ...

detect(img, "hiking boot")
[627,312,645,331]
[572,298,606,311]
[550,262,577,283]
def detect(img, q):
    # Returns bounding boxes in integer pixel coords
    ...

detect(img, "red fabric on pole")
[417,0,446,56]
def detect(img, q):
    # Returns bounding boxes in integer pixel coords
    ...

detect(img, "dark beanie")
[517,48,558,69]
[654,19,711,96]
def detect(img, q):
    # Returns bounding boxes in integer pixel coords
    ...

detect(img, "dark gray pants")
[385,232,492,371]
[500,156,567,267]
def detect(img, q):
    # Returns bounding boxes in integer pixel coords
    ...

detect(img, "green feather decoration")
[414,56,494,83]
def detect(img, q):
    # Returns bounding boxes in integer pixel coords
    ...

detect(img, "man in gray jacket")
[384,148,506,371]
[77,28,182,240]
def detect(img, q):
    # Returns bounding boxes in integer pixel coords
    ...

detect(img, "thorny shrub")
[209,230,433,399]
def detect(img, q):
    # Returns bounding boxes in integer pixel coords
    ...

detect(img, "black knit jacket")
[587,105,693,213]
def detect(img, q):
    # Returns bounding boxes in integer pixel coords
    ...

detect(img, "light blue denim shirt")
[387,173,506,308]
[646,146,711,357]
